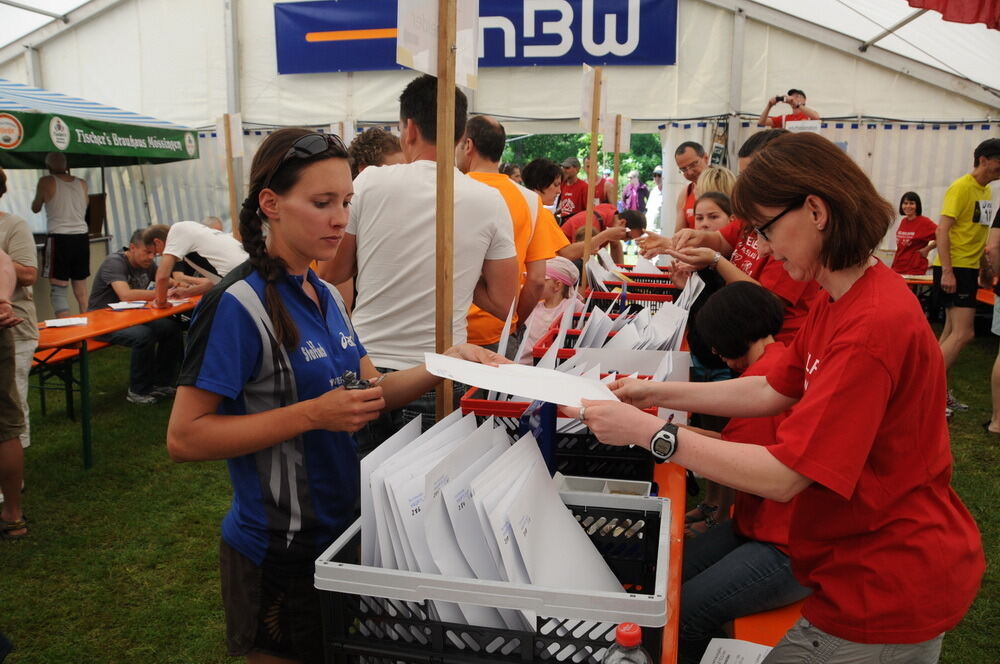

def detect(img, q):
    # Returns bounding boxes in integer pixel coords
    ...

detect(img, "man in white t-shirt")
[326,74,517,435]
[142,221,248,308]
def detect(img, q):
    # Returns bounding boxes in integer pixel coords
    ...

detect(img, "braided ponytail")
[239,191,299,349]
[241,127,349,350]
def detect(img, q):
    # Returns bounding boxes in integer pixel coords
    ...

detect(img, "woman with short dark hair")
[575,132,984,664]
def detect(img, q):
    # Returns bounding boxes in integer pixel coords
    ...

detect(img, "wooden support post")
[222,114,241,240]
[435,0,457,421]
[580,66,603,291]
[612,114,622,208]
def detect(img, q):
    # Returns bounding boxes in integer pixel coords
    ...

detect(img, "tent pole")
[223,114,240,240]
[859,10,927,52]
[435,0,457,422]
[0,0,68,22]
[728,6,746,170]
[581,66,603,291]
[224,0,243,222]
[612,114,622,207]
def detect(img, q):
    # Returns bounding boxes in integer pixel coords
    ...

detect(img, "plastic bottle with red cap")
[602,622,653,664]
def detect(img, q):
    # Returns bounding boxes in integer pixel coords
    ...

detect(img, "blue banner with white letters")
[274,0,677,75]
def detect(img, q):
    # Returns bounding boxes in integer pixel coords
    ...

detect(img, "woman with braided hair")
[166,128,503,664]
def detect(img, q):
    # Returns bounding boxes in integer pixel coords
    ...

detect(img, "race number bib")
[976,199,994,226]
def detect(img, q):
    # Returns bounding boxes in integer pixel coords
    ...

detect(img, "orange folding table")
[35,298,198,468]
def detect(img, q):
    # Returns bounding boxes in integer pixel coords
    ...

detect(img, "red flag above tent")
[907,0,1000,29]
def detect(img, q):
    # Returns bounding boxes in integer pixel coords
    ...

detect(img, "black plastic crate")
[459,388,656,483]
[320,502,664,664]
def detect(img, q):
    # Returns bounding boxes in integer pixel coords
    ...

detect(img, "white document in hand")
[424,353,617,408]
[361,415,422,566]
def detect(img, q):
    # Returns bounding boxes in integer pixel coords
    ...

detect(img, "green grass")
[1,340,998,663]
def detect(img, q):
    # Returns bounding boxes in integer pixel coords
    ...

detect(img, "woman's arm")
[610,374,797,419]
[167,383,385,462]
[570,400,810,502]
[666,247,756,287]
[360,344,508,413]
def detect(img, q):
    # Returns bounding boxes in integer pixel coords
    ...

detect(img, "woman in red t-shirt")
[574,133,984,664]
[890,191,937,275]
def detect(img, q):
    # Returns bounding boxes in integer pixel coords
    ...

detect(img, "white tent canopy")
[0,0,996,134]
[0,0,996,244]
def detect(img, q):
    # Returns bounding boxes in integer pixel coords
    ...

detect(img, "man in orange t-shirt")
[456,116,569,351]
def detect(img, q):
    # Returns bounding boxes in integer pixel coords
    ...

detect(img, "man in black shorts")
[32,153,90,316]
[933,138,1000,413]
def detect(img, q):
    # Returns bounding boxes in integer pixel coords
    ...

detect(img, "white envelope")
[383,415,476,571]
[361,415,422,566]
[506,458,623,593]
[370,410,468,569]
[537,296,577,369]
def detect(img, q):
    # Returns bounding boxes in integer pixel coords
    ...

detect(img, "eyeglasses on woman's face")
[755,198,807,242]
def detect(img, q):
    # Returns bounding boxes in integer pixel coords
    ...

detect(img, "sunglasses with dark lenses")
[756,197,807,242]
[262,133,347,191]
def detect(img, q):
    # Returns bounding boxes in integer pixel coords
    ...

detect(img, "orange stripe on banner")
[306,28,398,43]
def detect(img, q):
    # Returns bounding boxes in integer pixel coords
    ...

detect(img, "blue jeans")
[679,520,811,664]
[98,317,183,395]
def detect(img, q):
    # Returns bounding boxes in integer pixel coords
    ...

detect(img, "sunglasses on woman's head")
[262,133,347,192]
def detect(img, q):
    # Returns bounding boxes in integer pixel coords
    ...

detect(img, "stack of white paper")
[363,412,625,629]
[42,317,88,327]
[107,301,147,310]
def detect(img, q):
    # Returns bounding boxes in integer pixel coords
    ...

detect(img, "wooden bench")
[31,341,112,420]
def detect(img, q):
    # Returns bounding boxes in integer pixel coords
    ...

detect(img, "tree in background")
[502,133,663,191]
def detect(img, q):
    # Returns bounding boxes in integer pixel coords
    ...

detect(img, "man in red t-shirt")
[557,157,590,221]
[673,141,709,233]
[757,88,820,129]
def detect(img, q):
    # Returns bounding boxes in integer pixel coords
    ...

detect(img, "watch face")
[653,430,675,458]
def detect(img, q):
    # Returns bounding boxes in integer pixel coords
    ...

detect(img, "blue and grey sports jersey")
[180,262,366,567]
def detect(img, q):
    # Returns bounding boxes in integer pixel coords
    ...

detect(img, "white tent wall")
[659,121,1000,255]
[741,22,993,121]
[0,52,27,84]
[2,0,225,128]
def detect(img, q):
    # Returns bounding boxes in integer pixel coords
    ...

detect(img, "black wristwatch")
[649,423,679,462]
